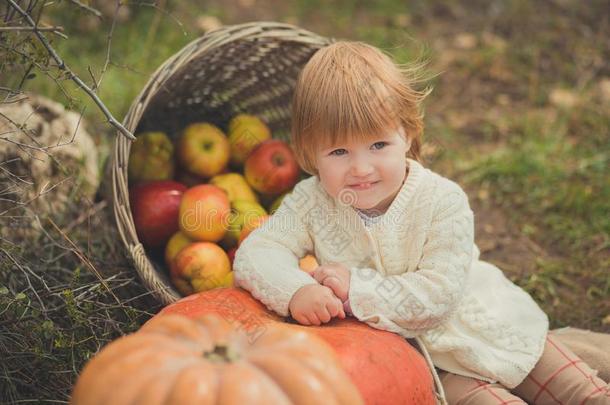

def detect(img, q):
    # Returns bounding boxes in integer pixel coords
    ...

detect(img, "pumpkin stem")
[204,344,239,363]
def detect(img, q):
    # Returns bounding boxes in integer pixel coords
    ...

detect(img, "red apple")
[179,184,230,242]
[244,139,300,195]
[129,180,187,249]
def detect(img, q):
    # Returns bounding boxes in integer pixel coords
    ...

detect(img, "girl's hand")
[312,263,351,302]
[289,284,346,326]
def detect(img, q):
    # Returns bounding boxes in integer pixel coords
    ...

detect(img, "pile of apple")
[128,114,301,296]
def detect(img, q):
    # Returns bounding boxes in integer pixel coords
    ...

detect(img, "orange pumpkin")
[156,288,436,405]
[71,313,363,405]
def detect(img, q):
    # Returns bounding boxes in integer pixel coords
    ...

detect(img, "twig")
[47,218,125,308]
[141,0,166,58]
[0,43,74,103]
[0,247,48,311]
[68,0,103,18]
[86,66,97,90]
[61,200,108,233]
[0,135,54,155]
[0,22,67,40]
[6,0,136,141]
[16,61,36,93]
[0,103,82,169]
[0,26,63,32]
[0,86,21,93]
[96,0,121,90]
[0,158,34,186]
[132,0,187,36]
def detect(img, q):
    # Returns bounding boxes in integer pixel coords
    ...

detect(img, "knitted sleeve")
[233,181,318,317]
[348,184,474,337]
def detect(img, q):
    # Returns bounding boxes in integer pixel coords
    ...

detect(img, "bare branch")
[67,0,103,18]
[0,158,34,186]
[0,26,63,32]
[96,0,121,90]
[132,0,187,36]
[6,0,136,141]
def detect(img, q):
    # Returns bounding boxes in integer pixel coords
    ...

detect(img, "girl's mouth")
[348,181,379,190]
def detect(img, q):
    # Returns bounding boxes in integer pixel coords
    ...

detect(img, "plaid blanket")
[552,327,610,382]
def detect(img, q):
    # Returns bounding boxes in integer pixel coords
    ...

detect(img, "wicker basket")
[111,22,333,305]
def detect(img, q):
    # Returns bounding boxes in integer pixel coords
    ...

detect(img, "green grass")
[455,106,610,326]
[463,109,609,245]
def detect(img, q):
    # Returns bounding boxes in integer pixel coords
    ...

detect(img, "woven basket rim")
[111,21,332,305]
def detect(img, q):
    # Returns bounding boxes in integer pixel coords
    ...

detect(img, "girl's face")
[315,126,411,215]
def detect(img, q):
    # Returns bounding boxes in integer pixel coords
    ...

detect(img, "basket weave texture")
[112,22,332,305]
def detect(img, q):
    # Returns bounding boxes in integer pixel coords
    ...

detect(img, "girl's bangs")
[306,83,402,149]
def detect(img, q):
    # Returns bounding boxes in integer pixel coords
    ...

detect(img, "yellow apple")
[179,184,230,242]
[228,114,271,167]
[209,172,258,203]
[171,242,231,295]
[165,231,193,273]
[299,254,319,274]
[221,199,267,249]
[238,214,270,245]
[177,123,229,178]
[220,271,234,287]
[128,131,174,183]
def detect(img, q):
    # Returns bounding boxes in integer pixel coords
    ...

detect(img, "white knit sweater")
[233,159,549,388]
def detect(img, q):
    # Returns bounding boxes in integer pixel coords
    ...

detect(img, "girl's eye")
[372,141,388,150]
[329,149,347,156]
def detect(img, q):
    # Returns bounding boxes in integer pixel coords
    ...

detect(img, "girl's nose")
[349,155,374,177]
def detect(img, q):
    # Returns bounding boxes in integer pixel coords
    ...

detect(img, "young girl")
[233,41,610,404]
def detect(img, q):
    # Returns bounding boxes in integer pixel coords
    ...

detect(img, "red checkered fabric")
[440,335,610,404]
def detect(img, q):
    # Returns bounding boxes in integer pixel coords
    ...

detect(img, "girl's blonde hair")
[290,41,431,175]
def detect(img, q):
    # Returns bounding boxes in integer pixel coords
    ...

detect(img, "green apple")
[128,131,174,183]
[221,199,267,249]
